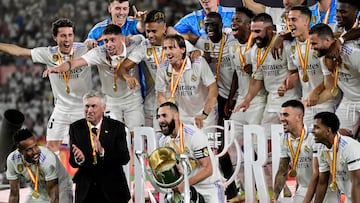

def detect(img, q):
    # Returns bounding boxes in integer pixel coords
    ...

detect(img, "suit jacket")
[69,117,130,203]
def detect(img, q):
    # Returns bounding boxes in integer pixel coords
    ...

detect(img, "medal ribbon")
[331,134,339,187]
[212,34,225,81]
[58,49,73,92]
[252,35,275,77]
[296,40,311,77]
[238,33,253,70]
[171,122,185,154]
[318,5,330,24]
[152,46,165,68]
[333,66,338,89]
[170,59,187,100]
[287,128,305,171]
[87,122,101,164]
[113,57,123,90]
[25,164,39,193]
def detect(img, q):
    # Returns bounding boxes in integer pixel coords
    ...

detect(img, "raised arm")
[0,43,31,58]
[43,57,88,77]
[242,0,266,14]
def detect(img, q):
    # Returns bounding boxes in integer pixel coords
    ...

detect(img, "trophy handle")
[135,150,169,193]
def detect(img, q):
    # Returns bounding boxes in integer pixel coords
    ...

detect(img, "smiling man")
[85,0,146,49]
[45,24,145,136]
[157,102,223,203]
[283,6,339,127]
[0,18,92,157]
[312,112,360,203]
[68,90,130,203]
[6,128,73,203]
[155,34,218,129]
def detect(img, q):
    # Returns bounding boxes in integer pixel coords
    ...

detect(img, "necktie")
[91,127,98,134]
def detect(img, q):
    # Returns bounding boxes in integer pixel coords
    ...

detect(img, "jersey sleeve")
[41,151,58,181]
[6,153,19,180]
[31,47,52,65]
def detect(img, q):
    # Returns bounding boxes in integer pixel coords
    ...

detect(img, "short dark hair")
[309,23,334,39]
[290,5,312,19]
[145,10,166,23]
[159,101,179,113]
[52,18,75,37]
[314,112,340,134]
[108,0,129,4]
[236,7,255,20]
[164,34,187,59]
[13,128,33,147]
[281,99,305,113]
[252,13,273,25]
[103,24,122,35]
[206,12,223,23]
[337,0,360,10]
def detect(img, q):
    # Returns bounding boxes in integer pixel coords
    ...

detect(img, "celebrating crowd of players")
[2,0,360,202]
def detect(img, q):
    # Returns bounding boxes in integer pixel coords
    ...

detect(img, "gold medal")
[289,169,297,177]
[32,191,40,199]
[113,83,117,92]
[302,73,309,82]
[168,97,175,103]
[329,182,338,191]
[331,87,339,96]
[65,86,70,94]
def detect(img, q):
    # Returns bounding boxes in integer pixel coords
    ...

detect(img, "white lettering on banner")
[133,124,284,202]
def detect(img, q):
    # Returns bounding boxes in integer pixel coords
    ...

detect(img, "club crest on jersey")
[312,16,316,24]
[304,145,310,153]
[232,45,237,54]
[291,45,296,54]
[191,73,197,82]
[199,20,205,28]
[147,48,152,56]
[52,54,59,62]
[312,51,318,59]
[17,164,23,172]
[204,43,210,51]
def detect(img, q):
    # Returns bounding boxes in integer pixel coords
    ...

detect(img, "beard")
[255,35,270,48]
[316,48,328,57]
[160,119,176,136]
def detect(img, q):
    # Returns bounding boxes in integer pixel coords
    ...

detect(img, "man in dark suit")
[69,90,131,203]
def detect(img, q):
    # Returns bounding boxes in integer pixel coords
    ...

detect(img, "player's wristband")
[202,111,208,117]
[338,37,344,44]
